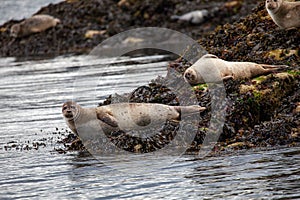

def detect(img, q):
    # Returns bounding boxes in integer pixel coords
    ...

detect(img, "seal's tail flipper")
[262,64,289,72]
[175,105,206,118]
[170,15,180,21]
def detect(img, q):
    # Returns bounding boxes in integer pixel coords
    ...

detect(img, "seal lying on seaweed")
[10,14,60,38]
[62,101,205,138]
[184,54,288,84]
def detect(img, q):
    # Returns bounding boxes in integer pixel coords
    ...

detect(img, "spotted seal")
[184,54,288,84]
[266,0,300,29]
[171,10,210,24]
[62,101,205,137]
[11,14,60,38]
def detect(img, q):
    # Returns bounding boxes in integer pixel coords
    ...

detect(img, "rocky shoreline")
[1,0,299,153]
[0,0,260,57]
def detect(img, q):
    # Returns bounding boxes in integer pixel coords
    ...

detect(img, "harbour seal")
[10,14,61,38]
[171,10,210,24]
[184,54,288,85]
[266,0,300,29]
[62,101,205,137]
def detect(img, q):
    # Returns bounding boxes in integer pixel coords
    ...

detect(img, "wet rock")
[3,128,71,151]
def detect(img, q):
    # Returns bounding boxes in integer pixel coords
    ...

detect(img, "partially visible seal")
[171,7,219,24]
[62,101,205,138]
[184,54,288,85]
[10,14,61,38]
[266,0,300,29]
[171,10,210,24]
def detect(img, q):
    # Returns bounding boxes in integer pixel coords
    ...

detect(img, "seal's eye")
[71,106,76,109]
[63,106,67,111]
[274,0,277,2]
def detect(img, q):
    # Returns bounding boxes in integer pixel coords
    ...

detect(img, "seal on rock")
[171,8,220,24]
[62,101,205,138]
[10,14,61,38]
[171,7,219,24]
[266,0,300,29]
[184,54,288,85]
[171,10,209,24]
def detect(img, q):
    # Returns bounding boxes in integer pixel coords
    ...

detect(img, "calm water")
[0,55,299,199]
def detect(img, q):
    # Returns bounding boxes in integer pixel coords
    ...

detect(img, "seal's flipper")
[96,111,118,127]
[175,105,206,118]
[261,64,289,72]
[170,15,180,20]
[222,75,234,81]
[202,54,219,59]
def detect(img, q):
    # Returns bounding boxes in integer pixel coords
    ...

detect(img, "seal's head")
[10,24,20,38]
[266,0,282,12]
[62,101,80,121]
[184,68,204,85]
[53,18,61,26]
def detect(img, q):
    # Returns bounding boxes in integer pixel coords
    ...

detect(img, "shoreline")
[1,0,299,153]
[0,0,260,58]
